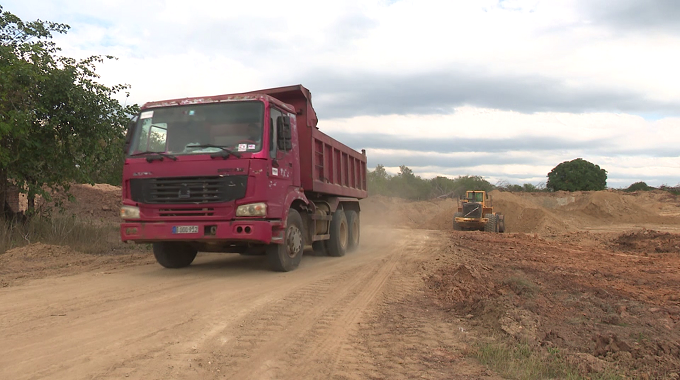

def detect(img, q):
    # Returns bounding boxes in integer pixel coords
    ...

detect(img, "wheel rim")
[339,220,348,250]
[286,225,303,258]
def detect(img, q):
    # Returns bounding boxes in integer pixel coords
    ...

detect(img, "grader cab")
[453,190,505,233]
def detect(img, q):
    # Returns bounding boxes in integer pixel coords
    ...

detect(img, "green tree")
[0,6,136,217]
[625,181,654,192]
[367,164,390,196]
[450,175,494,196]
[546,158,607,192]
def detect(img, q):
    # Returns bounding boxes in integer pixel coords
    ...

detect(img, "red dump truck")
[120,85,367,271]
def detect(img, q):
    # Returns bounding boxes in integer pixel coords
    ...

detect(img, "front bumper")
[121,219,284,244]
[454,217,488,227]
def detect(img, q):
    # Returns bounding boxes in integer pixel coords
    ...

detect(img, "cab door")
[266,107,298,217]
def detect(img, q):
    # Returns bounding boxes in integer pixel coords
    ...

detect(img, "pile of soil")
[361,189,680,236]
[426,231,680,378]
[360,196,458,230]
[33,184,122,224]
[611,229,680,254]
[0,243,151,287]
[491,190,574,235]
[499,190,680,232]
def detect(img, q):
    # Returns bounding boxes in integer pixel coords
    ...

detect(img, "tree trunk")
[0,166,7,220]
[27,194,35,216]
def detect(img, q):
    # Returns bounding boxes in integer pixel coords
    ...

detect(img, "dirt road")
[4,187,680,379]
[0,227,494,380]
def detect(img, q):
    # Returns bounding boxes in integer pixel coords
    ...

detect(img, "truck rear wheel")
[346,210,360,252]
[497,213,506,233]
[325,208,348,257]
[453,212,462,230]
[267,209,305,272]
[152,242,197,268]
[484,214,498,233]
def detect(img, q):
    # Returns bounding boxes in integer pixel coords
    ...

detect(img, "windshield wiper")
[185,144,241,159]
[128,151,178,162]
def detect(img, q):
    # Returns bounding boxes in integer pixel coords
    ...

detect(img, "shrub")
[547,158,607,192]
[625,182,655,192]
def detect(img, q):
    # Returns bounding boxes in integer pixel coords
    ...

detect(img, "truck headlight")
[120,205,140,219]
[236,203,267,217]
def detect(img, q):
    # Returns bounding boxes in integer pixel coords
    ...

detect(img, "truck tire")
[152,242,197,268]
[453,212,463,230]
[484,214,497,233]
[325,208,348,257]
[267,209,305,272]
[497,214,506,233]
[346,210,360,252]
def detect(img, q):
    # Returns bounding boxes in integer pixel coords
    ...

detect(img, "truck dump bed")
[245,85,368,199]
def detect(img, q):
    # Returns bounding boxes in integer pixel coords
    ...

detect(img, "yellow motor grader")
[453,191,505,233]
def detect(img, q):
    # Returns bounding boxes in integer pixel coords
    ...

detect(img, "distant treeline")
[367,165,677,200]
[366,164,548,200]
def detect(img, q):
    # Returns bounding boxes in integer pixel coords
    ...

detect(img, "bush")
[366,165,495,200]
[625,182,655,192]
[496,181,546,193]
[547,158,607,192]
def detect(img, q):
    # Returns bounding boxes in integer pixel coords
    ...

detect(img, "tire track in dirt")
[205,235,412,379]
[0,227,493,380]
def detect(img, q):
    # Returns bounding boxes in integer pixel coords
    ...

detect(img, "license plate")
[172,225,199,234]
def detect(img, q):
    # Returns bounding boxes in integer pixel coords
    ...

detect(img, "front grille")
[130,176,247,204]
[159,207,215,217]
[462,202,482,218]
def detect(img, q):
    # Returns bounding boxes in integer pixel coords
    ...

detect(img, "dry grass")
[0,216,120,254]
[502,275,540,297]
[473,341,623,380]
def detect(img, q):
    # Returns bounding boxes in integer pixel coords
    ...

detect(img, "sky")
[4,0,680,188]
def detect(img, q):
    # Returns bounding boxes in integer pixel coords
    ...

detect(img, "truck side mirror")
[276,116,292,151]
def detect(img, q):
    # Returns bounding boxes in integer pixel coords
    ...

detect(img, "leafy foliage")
[546,158,607,192]
[0,6,137,215]
[496,180,547,193]
[367,165,496,200]
[625,181,655,192]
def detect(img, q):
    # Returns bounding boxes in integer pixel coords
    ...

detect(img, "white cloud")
[3,0,679,187]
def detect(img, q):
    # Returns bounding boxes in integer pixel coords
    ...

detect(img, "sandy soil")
[1,187,680,379]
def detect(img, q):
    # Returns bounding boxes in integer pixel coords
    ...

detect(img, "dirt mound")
[507,190,680,230]
[36,184,121,224]
[564,191,659,223]
[360,196,457,230]
[1,243,75,260]
[0,243,151,287]
[491,190,573,235]
[611,229,680,254]
[427,231,680,378]
[363,190,680,236]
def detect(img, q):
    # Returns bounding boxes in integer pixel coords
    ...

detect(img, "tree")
[546,158,607,192]
[0,6,136,217]
[625,181,654,192]
[367,164,390,196]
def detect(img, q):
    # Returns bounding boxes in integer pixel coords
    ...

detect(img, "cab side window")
[269,108,283,158]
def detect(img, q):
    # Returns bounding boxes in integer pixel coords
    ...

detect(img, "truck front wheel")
[484,214,498,233]
[267,209,305,272]
[152,242,197,268]
[325,208,348,257]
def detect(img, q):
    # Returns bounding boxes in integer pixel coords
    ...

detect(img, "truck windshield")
[127,101,265,157]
